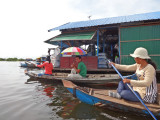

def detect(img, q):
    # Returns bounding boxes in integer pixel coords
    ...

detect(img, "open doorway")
[100,28,119,63]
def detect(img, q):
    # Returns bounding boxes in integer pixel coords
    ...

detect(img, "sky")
[0,0,160,59]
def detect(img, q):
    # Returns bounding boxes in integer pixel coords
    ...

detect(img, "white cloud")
[65,0,160,19]
[0,0,160,58]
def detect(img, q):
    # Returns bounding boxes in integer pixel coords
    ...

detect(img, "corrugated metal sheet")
[120,56,135,65]
[49,11,160,31]
[121,25,160,41]
[121,40,160,55]
[120,24,160,70]
[151,56,160,70]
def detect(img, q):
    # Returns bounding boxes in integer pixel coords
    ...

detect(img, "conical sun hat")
[130,47,150,59]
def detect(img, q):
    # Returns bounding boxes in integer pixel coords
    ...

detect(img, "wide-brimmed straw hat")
[130,47,150,59]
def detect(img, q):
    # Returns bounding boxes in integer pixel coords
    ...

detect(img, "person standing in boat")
[109,47,157,103]
[35,56,53,76]
[68,56,87,78]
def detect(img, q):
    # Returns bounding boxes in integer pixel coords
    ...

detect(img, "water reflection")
[24,69,150,120]
[26,76,100,119]
[43,85,56,98]
[0,62,151,120]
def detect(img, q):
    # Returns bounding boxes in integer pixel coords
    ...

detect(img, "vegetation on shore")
[0,58,26,61]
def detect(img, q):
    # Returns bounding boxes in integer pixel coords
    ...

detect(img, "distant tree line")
[0,58,26,61]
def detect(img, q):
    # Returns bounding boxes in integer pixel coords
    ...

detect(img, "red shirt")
[37,61,53,75]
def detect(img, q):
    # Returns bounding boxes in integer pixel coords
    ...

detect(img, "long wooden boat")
[25,70,121,85]
[62,80,160,118]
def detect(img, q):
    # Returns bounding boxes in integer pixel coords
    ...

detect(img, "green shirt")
[78,61,87,77]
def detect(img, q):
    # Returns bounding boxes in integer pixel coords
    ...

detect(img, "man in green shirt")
[68,56,87,78]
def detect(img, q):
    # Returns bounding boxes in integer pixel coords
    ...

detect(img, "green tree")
[0,58,6,61]
[6,58,18,61]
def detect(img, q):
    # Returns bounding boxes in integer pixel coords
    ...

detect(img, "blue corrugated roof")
[48,11,160,31]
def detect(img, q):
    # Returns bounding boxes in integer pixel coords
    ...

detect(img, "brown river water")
[0,62,153,120]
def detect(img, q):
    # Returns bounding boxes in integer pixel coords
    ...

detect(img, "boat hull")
[25,70,120,86]
[67,88,160,117]
[62,80,160,118]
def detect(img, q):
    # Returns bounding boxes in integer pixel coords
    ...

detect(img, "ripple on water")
[0,62,154,120]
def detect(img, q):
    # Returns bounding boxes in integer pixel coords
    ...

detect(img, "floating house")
[45,11,160,71]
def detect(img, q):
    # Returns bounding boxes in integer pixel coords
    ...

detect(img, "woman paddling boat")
[109,47,157,103]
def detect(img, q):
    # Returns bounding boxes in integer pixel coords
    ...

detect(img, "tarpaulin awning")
[50,31,95,41]
[44,31,96,48]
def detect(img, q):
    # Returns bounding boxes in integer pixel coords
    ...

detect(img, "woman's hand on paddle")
[109,62,115,66]
[123,79,131,84]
